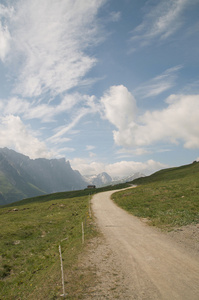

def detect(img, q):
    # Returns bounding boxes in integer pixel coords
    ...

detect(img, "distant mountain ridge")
[83,172,112,187]
[112,172,145,185]
[0,148,86,205]
[0,148,146,205]
[83,171,145,187]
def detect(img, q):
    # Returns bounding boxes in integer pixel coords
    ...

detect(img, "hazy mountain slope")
[0,151,44,205]
[0,148,86,205]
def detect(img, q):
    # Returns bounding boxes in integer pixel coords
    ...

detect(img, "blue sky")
[0,0,199,178]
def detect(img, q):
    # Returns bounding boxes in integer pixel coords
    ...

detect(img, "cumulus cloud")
[134,94,199,149]
[105,160,167,178]
[70,158,106,175]
[100,85,199,150]
[0,115,52,159]
[101,85,137,129]
[70,157,167,178]
[1,0,105,97]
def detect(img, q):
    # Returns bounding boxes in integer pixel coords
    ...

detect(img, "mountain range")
[0,148,145,205]
[0,148,86,205]
[83,172,113,187]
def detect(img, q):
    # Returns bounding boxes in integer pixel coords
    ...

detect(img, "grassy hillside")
[0,182,129,299]
[112,162,199,230]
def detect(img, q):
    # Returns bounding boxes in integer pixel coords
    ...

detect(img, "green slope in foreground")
[0,183,129,299]
[112,161,199,230]
[1,161,199,299]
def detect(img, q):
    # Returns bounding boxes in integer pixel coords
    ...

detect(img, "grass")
[0,182,129,299]
[112,162,199,230]
[0,195,94,299]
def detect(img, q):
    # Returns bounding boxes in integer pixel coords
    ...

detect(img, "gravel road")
[90,190,199,300]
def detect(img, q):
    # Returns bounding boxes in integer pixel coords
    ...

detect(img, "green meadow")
[0,183,129,299]
[112,162,199,230]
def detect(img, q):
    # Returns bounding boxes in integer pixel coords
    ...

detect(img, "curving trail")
[91,190,199,300]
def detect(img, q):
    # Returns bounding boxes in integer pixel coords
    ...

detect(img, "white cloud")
[116,147,172,159]
[134,94,199,149]
[70,158,105,175]
[134,66,182,98]
[181,79,199,94]
[0,4,13,61]
[101,85,199,150]
[0,22,10,61]
[24,93,82,122]
[47,94,100,144]
[1,93,86,123]
[105,160,167,178]
[1,0,106,97]
[131,0,190,49]
[47,108,89,144]
[0,115,52,159]
[109,11,121,22]
[101,85,137,129]
[70,157,167,178]
[53,147,75,157]
[3,97,30,116]
[86,145,96,151]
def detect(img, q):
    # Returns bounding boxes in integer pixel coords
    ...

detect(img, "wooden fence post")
[82,222,84,244]
[59,245,67,297]
[89,194,92,218]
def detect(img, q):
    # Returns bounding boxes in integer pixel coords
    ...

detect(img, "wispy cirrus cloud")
[47,94,99,144]
[1,0,106,98]
[86,145,96,151]
[0,22,10,61]
[0,4,13,61]
[47,108,92,145]
[0,0,108,160]
[130,0,190,50]
[1,93,82,122]
[134,66,182,98]
[109,11,121,22]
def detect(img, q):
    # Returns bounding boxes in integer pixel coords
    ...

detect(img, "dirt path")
[85,190,199,300]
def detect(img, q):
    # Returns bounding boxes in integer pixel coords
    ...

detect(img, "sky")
[0,0,199,179]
